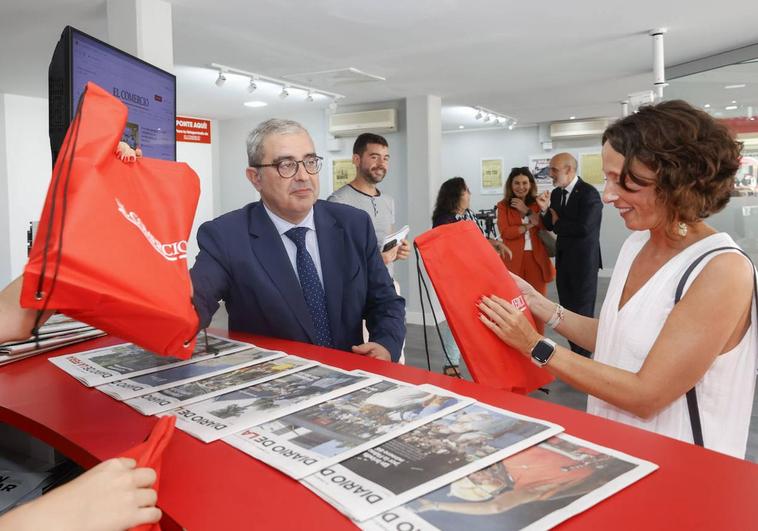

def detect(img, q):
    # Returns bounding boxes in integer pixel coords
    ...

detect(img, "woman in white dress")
[477,100,757,458]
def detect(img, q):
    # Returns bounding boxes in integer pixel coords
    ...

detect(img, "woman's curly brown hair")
[602,100,742,236]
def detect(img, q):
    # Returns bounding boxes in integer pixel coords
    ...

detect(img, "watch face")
[531,340,555,365]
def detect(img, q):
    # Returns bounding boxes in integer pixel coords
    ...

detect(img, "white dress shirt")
[262,203,324,287]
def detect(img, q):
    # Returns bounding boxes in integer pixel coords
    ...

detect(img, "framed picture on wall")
[529,156,553,193]
[332,158,356,193]
[579,152,605,188]
[480,158,504,195]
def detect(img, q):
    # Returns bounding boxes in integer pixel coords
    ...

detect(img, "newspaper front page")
[48,334,251,386]
[167,366,379,443]
[124,356,314,415]
[303,403,562,522]
[361,434,658,531]
[226,378,473,479]
[97,346,285,400]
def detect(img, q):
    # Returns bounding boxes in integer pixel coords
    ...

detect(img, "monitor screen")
[49,27,176,162]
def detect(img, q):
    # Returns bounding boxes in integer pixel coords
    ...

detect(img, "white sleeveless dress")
[587,231,757,458]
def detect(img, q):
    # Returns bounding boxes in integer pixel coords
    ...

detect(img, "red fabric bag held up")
[415,220,553,393]
[120,416,176,531]
[21,82,200,358]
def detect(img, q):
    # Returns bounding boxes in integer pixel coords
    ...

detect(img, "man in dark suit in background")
[190,119,405,362]
[538,152,602,357]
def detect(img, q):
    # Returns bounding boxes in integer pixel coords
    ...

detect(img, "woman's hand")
[116,142,142,163]
[478,294,542,355]
[510,198,529,215]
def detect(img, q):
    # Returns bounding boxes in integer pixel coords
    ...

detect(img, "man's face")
[353,143,389,184]
[549,156,574,188]
[246,130,320,224]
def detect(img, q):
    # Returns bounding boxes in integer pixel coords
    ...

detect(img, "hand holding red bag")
[21,82,200,358]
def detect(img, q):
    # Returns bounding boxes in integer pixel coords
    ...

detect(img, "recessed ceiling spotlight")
[703,104,711,108]
[279,86,290,99]
[215,71,226,87]
[725,105,738,110]
[725,84,747,89]
[243,101,268,108]
[458,125,465,129]
[569,116,576,120]
[247,78,257,93]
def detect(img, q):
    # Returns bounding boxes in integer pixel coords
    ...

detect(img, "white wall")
[0,94,52,286]
[176,121,216,268]
[441,126,629,272]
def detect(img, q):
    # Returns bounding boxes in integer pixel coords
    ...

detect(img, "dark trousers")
[555,265,598,358]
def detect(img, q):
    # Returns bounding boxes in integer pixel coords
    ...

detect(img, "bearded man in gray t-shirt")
[327,133,409,279]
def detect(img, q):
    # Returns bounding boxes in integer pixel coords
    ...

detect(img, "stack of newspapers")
[0,451,81,516]
[50,335,659,530]
[0,314,105,366]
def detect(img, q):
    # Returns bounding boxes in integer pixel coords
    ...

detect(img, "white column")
[107,0,174,73]
[404,95,442,323]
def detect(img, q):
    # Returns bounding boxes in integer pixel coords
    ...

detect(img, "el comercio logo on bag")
[115,198,188,261]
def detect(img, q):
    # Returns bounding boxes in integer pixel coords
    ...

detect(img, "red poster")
[176,116,211,143]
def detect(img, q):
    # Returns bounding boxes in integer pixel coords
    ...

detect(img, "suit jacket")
[190,200,406,361]
[541,177,602,291]
[496,201,555,283]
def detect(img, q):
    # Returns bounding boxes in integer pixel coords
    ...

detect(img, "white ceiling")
[1,0,757,129]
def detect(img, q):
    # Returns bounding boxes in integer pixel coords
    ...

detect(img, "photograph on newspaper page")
[97,346,286,400]
[225,378,474,479]
[48,334,251,386]
[167,366,379,443]
[303,403,562,522]
[125,356,314,415]
[361,434,658,531]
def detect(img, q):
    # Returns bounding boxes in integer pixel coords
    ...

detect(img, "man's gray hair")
[246,118,308,167]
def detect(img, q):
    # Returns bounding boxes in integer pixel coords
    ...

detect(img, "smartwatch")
[530,337,557,367]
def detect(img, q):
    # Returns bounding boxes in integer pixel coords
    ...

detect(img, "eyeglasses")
[252,155,323,178]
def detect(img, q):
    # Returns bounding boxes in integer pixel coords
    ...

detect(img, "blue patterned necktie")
[284,227,333,347]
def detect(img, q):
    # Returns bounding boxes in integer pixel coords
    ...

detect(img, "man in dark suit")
[538,152,602,357]
[190,119,405,362]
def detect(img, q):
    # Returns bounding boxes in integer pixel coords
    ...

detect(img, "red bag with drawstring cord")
[20,81,199,358]
[120,416,176,531]
[415,220,553,393]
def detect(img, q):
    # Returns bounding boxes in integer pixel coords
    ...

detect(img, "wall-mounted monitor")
[48,26,176,164]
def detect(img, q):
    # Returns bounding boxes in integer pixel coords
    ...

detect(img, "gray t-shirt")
[328,183,396,277]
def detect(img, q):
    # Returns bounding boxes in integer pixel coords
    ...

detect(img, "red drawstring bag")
[120,416,176,531]
[415,220,553,393]
[21,82,199,358]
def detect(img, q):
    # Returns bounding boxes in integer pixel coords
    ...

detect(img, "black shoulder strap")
[675,246,758,447]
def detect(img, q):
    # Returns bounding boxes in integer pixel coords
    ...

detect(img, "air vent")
[550,118,611,139]
[328,109,397,137]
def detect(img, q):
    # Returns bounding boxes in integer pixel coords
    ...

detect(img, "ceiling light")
[247,78,257,93]
[732,100,737,104]
[725,84,747,89]
[703,103,711,108]
[215,71,226,87]
[725,105,738,110]
[243,101,268,108]
[306,90,314,103]
[569,116,576,120]
[458,125,464,129]
[279,86,290,99]
[508,122,515,130]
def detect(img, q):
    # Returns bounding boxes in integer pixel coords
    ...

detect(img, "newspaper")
[97,346,285,400]
[361,434,658,531]
[167,366,379,443]
[48,334,251,386]
[0,328,106,367]
[124,356,315,415]
[303,403,562,522]
[382,225,410,253]
[225,378,473,479]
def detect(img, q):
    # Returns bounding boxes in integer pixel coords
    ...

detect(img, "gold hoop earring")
[677,222,688,237]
